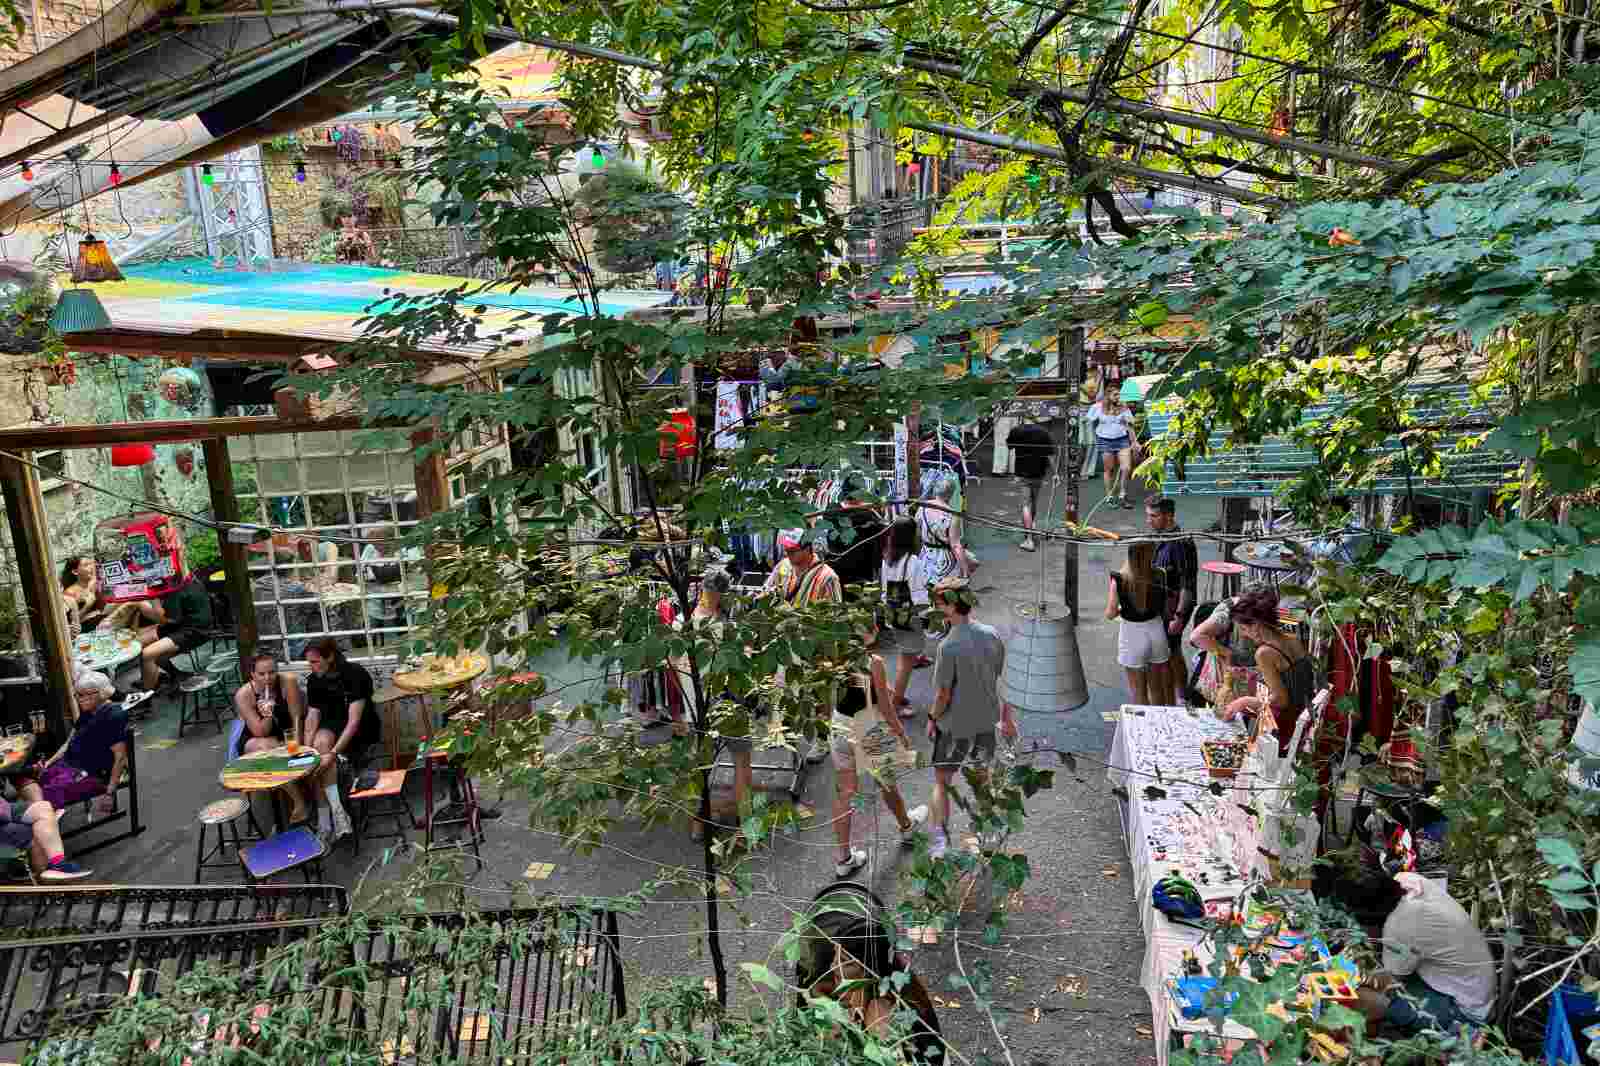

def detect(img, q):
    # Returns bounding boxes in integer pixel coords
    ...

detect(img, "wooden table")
[393,655,489,850]
[220,745,320,831]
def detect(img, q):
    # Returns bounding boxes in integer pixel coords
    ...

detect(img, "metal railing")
[1,896,626,1060]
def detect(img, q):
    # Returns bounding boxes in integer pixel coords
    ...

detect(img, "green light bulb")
[591,147,605,169]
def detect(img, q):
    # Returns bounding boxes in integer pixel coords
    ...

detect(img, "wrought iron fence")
[2,897,626,1061]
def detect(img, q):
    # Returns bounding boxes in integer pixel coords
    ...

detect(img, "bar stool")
[193,796,263,882]
[178,673,226,737]
[424,750,483,858]
[1201,560,1246,601]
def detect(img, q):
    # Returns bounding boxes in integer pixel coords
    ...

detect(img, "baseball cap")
[777,528,809,551]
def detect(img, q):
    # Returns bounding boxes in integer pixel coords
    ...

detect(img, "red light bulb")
[20,162,32,181]
[108,163,123,186]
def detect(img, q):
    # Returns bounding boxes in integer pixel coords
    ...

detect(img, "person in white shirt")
[1341,871,1496,1035]
[879,517,928,719]
[1087,394,1139,509]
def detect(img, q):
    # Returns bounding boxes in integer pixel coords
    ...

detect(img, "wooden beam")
[0,414,374,451]
[61,334,331,362]
[0,453,74,733]
[202,438,256,669]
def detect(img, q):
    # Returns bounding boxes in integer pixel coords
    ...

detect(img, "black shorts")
[156,623,208,653]
[1019,475,1045,511]
[932,729,996,768]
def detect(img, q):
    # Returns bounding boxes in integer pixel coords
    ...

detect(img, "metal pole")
[1061,327,1085,623]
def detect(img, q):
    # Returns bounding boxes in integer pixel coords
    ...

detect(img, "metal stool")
[178,674,226,737]
[424,753,483,858]
[194,796,263,882]
[349,769,411,855]
[1201,560,1246,601]
[205,650,240,682]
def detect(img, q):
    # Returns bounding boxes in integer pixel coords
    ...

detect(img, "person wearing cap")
[765,529,843,764]
[924,577,1014,859]
[765,528,843,606]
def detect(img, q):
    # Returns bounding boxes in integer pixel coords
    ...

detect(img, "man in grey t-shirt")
[924,577,1015,859]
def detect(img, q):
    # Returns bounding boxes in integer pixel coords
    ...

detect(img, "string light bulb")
[20,161,32,181]
[108,162,122,186]
[331,127,343,143]
[591,145,605,169]
[201,164,214,186]
[294,159,307,183]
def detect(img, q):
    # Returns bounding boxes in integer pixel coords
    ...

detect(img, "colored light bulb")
[331,128,343,143]
[108,163,122,186]
[201,164,214,186]
[591,146,605,168]
[907,161,921,175]
[294,160,307,183]
[20,162,32,181]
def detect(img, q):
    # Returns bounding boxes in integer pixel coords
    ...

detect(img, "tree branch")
[1017,2,1075,66]
[1375,142,1480,196]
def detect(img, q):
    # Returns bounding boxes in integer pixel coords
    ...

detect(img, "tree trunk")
[701,766,729,1008]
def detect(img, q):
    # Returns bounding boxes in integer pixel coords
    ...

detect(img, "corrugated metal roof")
[74,257,672,360]
[1144,382,1516,497]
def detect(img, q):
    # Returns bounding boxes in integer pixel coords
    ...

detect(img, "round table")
[393,654,490,850]
[220,745,320,831]
[72,629,141,675]
[1236,540,1299,590]
[0,734,35,776]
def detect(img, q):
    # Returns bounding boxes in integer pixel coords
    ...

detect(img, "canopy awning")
[62,258,675,372]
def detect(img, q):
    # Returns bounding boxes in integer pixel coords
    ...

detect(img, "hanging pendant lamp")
[1001,602,1089,713]
[48,289,112,333]
[110,443,156,467]
[71,232,125,283]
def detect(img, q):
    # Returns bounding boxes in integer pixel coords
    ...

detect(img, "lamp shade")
[110,443,156,467]
[72,233,124,283]
[48,289,112,333]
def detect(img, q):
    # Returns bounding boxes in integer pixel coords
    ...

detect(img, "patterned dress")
[916,507,962,585]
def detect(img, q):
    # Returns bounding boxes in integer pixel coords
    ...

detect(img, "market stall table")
[393,654,489,851]
[220,745,320,831]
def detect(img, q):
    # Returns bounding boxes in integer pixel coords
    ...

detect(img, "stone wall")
[0,0,98,73]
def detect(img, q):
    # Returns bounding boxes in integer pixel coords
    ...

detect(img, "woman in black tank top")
[233,653,309,823]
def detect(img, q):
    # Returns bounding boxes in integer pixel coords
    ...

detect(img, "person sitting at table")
[1210,585,1315,755]
[302,637,377,842]
[60,555,106,637]
[233,653,310,824]
[134,574,213,692]
[17,670,128,828]
[297,537,343,592]
[0,787,91,880]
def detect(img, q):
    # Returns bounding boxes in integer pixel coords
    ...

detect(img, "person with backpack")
[879,517,928,719]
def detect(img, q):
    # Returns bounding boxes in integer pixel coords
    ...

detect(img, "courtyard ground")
[75,442,1230,1066]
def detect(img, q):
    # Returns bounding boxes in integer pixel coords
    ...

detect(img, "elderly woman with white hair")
[17,670,130,826]
[916,473,970,587]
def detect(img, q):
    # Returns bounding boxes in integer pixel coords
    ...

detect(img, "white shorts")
[1117,616,1171,669]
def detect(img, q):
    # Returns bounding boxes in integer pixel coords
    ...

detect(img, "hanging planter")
[158,365,203,409]
[38,359,77,387]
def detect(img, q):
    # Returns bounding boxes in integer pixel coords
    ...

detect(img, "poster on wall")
[714,381,743,450]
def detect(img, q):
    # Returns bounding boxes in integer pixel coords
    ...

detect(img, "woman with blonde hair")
[1105,541,1169,703]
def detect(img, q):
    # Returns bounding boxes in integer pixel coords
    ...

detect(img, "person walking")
[1006,420,1055,552]
[879,517,928,719]
[1147,497,1198,705]
[1105,542,1170,705]
[829,624,927,877]
[916,473,970,585]
[1087,393,1139,509]
[924,577,1014,859]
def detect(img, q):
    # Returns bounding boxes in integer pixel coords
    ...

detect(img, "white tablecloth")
[1108,705,1320,1066]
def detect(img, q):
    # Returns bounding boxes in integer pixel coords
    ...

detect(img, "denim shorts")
[1097,434,1132,460]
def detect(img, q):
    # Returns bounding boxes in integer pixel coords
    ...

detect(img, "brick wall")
[0,0,101,71]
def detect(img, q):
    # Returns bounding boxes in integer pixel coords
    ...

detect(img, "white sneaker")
[331,809,353,843]
[1019,537,1037,552]
[834,848,868,878]
[900,805,928,846]
[929,827,948,860]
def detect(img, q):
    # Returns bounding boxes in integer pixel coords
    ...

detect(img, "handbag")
[1197,651,1226,704]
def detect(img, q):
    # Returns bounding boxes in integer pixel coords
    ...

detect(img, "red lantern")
[110,443,156,467]
[94,511,189,603]
[658,408,696,459]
